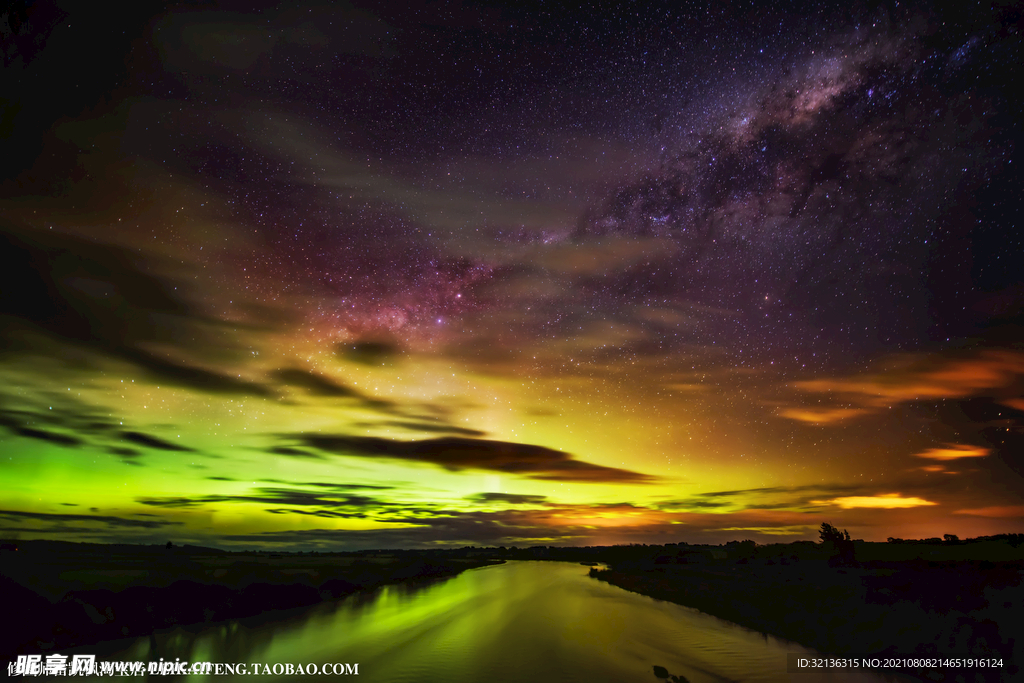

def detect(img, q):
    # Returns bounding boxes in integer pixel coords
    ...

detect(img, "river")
[93,561,905,682]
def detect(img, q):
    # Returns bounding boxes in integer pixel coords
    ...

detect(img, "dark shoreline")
[6,537,1024,683]
[2,543,501,662]
[589,559,1022,683]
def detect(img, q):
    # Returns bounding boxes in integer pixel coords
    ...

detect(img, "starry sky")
[2,0,1023,550]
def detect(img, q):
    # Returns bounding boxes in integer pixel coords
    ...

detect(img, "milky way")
[1,1,1023,548]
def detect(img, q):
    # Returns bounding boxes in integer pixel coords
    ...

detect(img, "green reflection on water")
[92,562,893,683]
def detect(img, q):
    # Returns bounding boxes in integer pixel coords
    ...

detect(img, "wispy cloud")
[121,431,195,452]
[0,509,182,528]
[466,492,549,505]
[781,351,1024,425]
[914,443,990,461]
[795,351,1024,406]
[954,505,1024,518]
[777,407,870,424]
[817,494,937,509]
[282,434,658,483]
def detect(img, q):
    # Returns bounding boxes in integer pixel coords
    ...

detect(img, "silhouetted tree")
[819,522,854,565]
[165,541,173,550]
[819,522,851,544]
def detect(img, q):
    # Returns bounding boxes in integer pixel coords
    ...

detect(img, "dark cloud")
[297,482,395,491]
[268,446,323,459]
[0,509,182,529]
[244,487,379,508]
[382,421,487,437]
[134,497,197,508]
[215,502,706,549]
[119,348,274,397]
[287,434,656,483]
[659,483,890,512]
[271,368,359,397]
[265,508,368,519]
[269,368,404,413]
[337,341,403,366]
[0,224,274,398]
[0,401,121,437]
[136,484,567,534]
[4,426,82,448]
[221,510,589,549]
[0,225,186,345]
[0,393,128,456]
[466,492,549,505]
[109,445,145,461]
[655,499,732,510]
[137,486,386,512]
[0,397,141,454]
[121,430,194,452]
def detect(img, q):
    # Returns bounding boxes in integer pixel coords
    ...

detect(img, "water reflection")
[89,562,904,682]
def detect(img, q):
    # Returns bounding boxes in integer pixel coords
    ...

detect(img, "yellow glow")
[915,444,990,460]
[778,407,869,424]
[821,494,937,509]
[717,526,813,535]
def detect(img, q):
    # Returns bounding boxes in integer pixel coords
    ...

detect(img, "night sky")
[2,0,1023,550]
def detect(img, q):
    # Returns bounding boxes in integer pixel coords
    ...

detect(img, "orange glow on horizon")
[955,506,1024,518]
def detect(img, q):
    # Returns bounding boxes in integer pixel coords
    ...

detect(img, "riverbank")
[590,555,1022,683]
[1,541,501,660]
